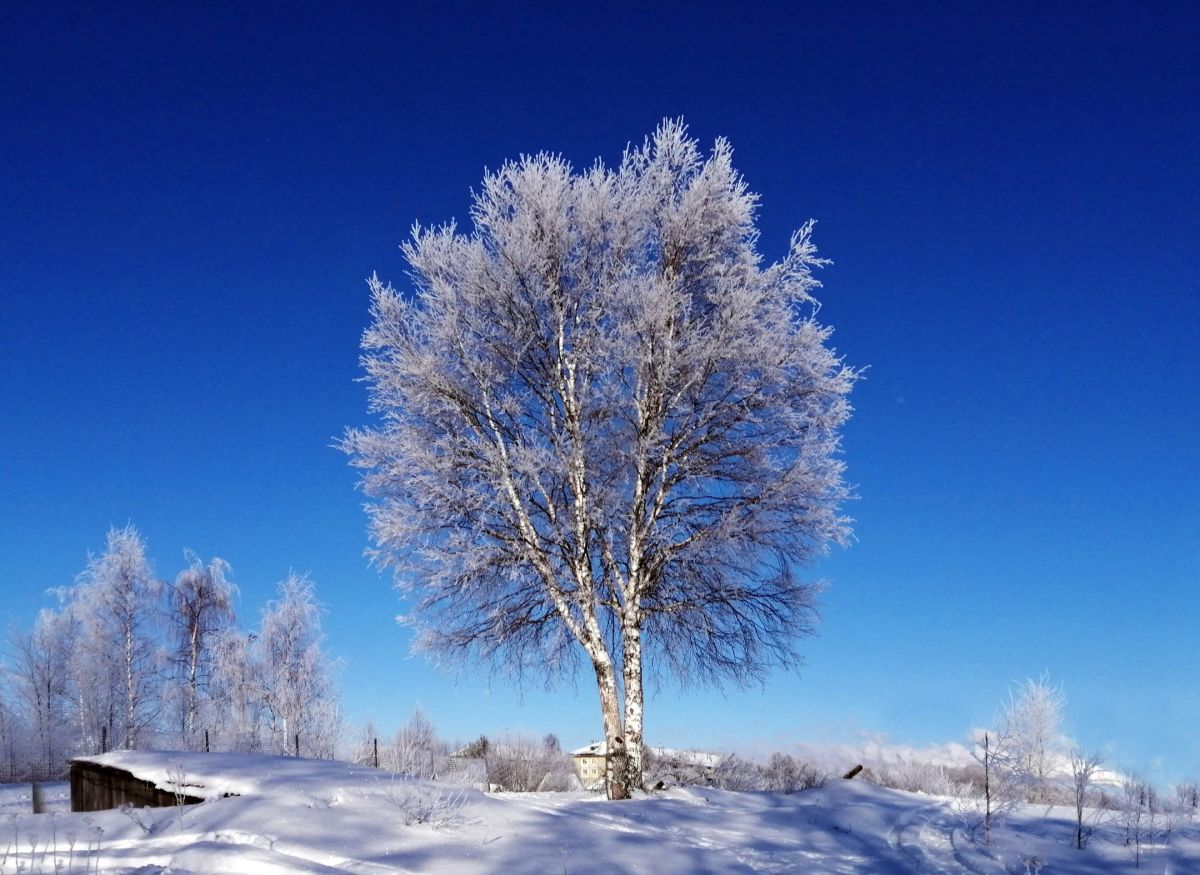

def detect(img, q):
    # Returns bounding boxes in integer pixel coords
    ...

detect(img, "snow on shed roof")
[72,750,391,800]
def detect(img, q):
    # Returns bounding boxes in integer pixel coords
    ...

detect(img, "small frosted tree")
[390,707,441,777]
[345,120,856,799]
[1000,676,1066,803]
[980,731,1004,837]
[1070,750,1104,849]
[1175,782,1198,820]
[1122,774,1151,867]
[966,729,1024,844]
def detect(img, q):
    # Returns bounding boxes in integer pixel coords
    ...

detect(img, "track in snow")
[888,801,1004,875]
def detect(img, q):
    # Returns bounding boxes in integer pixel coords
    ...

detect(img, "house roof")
[571,741,607,757]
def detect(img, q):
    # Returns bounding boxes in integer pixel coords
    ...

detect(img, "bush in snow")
[861,758,976,797]
[485,733,575,792]
[643,748,709,788]
[763,752,827,793]
[709,755,764,792]
[381,778,470,828]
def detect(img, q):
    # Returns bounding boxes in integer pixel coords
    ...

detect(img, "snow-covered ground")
[1,751,1196,873]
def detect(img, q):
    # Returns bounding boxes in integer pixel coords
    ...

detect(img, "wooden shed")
[70,758,205,812]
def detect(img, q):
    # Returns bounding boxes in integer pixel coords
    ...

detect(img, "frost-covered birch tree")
[68,525,164,750]
[0,671,17,781]
[210,628,262,751]
[166,551,237,747]
[9,608,75,776]
[255,573,339,757]
[345,120,856,799]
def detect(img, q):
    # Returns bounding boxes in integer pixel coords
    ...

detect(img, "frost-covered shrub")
[644,749,831,794]
[861,758,983,798]
[349,710,451,780]
[644,751,712,788]
[710,755,764,792]
[382,779,469,828]
[485,733,574,792]
[763,752,827,793]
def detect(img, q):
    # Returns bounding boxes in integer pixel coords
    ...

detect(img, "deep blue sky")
[2,2,1197,780]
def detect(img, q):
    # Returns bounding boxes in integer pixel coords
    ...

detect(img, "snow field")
[1,752,1197,873]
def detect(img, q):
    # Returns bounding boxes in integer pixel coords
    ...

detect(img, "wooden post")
[205,729,210,753]
[101,726,107,754]
[373,738,379,768]
[294,732,300,758]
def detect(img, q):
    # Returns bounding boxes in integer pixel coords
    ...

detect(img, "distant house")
[570,741,608,789]
[570,742,722,790]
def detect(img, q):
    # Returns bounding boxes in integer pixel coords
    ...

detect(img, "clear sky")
[2,2,1197,782]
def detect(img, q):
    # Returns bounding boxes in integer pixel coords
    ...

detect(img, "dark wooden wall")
[70,760,204,812]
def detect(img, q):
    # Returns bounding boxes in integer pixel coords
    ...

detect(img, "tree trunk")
[187,621,201,742]
[621,615,644,792]
[125,622,136,749]
[592,657,629,800]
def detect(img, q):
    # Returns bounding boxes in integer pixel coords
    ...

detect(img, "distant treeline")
[0,525,340,781]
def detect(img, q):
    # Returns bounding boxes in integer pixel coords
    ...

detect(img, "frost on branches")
[345,120,857,799]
